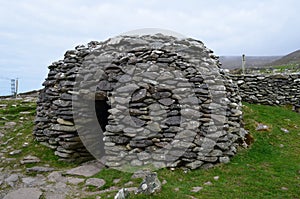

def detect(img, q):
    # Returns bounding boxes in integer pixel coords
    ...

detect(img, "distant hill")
[219,56,281,69]
[268,50,300,66]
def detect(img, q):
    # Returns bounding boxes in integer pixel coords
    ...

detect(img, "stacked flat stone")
[230,73,300,107]
[34,34,247,169]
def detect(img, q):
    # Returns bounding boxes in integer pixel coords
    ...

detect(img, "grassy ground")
[0,99,77,171]
[82,103,300,199]
[1,100,299,198]
[260,64,300,73]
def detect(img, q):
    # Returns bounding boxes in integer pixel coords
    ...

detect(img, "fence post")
[242,54,246,75]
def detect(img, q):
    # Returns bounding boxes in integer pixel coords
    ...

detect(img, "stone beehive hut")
[34,33,247,170]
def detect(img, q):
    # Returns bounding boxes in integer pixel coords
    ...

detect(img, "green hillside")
[269,49,300,66]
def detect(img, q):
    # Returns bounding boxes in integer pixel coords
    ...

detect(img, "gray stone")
[85,178,106,188]
[131,159,143,166]
[158,98,175,106]
[66,161,104,177]
[186,160,204,169]
[22,177,36,186]
[165,116,181,126]
[137,151,151,161]
[280,128,289,133]
[176,130,197,140]
[152,91,172,99]
[131,89,147,102]
[26,166,55,173]
[5,121,17,127]
[66,177,85,185]
[47,171,66,183]
[191,186,203,192]
[3,188,42,199]
[219,156,230,164]
[255,123,269,131]
[98,80,112,90]
[118,74,132,83]
[114,188,130,199]
[57,118,74,126]
[9,149,22,155]
[131,170,152,179]
[180,108,201,118]
[5,174,19,187]
[22,176,46,187]
[50,124,76,132]
[182,121,200,130]
[20,155,40,164]
[116,83,139,93]
[136,172,161,195]
[201,138,216,150]
[146,122,161,132]
[44,191,66,199]
[204,181,213,186]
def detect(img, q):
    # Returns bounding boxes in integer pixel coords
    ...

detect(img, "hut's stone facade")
[34,34,247,170]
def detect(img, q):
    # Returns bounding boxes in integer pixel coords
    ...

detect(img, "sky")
[0,0,300,95]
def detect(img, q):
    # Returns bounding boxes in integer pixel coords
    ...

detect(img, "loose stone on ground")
[3,188,42,199]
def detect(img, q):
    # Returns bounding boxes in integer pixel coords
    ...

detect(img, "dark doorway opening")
[95,98,111,132]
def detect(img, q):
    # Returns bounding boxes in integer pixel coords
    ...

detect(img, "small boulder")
[20,155,40,164]
[3,188,42,199]
[114,188,130,199]
[85,178,106,188]
[26,166,54,173]
[255,123,270,131]
[136,172,161,195]
[280,128,289,133]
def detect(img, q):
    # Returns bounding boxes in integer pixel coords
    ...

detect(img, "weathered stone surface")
[66,161,104,177]
[57,118,74,126]
[85,178,106,188]
[186,160,204,169]
[191,186,203,192]
[50,124,76,132]
[66,177,85,185]
[255,123,270,131]
[20,155,40,164]
[3,188,42,199]
[158,98,175,106]
[116,84,139,93]
[131,89,147,102]
[5,174,19,187]
[47,171,65,183]
[165,116,181,126]
[26,166,55,173]
[136,172,161,195]
[115,188,130,199]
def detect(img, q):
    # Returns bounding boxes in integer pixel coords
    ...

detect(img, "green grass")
[0,99,78,171]
[1,99,299,198]
[271,64,300,72]
[255,64,300,74]
[78,103,300,199]
[231,64,300,74]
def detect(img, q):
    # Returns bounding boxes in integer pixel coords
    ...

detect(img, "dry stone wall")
[230,73,300,109]
[34,34,247,170]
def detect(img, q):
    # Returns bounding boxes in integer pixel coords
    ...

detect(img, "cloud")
[0,0,300,94]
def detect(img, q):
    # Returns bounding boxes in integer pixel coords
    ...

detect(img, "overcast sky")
[0,0,299,95]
